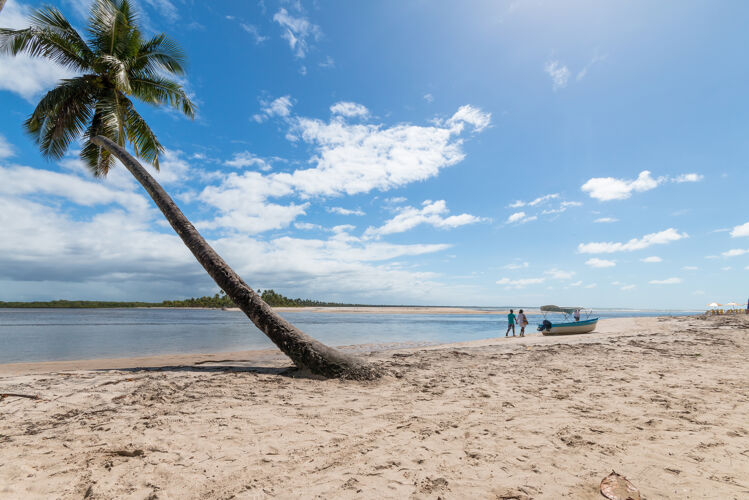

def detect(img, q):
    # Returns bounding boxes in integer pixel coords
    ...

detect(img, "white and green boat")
[537,305,598,335]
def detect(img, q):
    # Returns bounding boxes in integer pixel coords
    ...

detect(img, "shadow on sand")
[92,362,323,378]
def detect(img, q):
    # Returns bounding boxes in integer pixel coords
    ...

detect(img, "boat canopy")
[540,305,582,314]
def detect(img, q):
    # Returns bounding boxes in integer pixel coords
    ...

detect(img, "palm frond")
[130,75,196,118]
[24,77,96,159]
[132,33,185,75]
[81,109,116,176]
[0,5,94,72]
[88,0,138,58]
[7,0,194,176]
[94,91,128,149]
[122,97,163,168]
[98,54,132,92]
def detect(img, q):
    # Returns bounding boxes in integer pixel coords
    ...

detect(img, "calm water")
[0,308,699,364]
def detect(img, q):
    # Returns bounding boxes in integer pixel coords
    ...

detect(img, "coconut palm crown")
[0,0,195,175]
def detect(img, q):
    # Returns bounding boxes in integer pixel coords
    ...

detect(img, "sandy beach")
[1,314,747,499]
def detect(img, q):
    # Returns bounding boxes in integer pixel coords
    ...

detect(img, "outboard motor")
[538,319,552,332]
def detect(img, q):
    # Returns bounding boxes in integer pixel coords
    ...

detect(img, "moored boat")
[537,305,599,335]
[539,317,598,335]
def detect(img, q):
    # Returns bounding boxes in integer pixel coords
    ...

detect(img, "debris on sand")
[600,471,641,500]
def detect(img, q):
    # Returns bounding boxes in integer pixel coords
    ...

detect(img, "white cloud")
[529,193,559,206]
[496,277,545,288]
[209,232,456,303]
[721,266,732,271]
[151,149,192,185]
[722,248,749,257]
[364,200,482,238]
[0,0,78,101]
[506,211,537,224]
[620,284,636,291]
[682,266,698,271]
[240,23,269,44]
[512,195,580,216]
[0,49,77,102]
[446,105,492,133]
[581,170,662,201]
[327,206,365,216]
[281,105,490,197]
[142,0,178,22]
[541,207,568,215]
[578,228,688,254]
[254,95,294,122]
[544,60,570,90]
[0,165,150,214]
[594,217,618,223]
[503,261,529,270]
[0,96,494,303]
[730,222,749,238]
[423,93,434,103]
[294,222,322,230]
[384,197,407,205]
[0,186,460,302]
[545,268,575,280]
[225,151,271,171]
[576,53,607,82]
[641,256,662,263]
[582,171,705,201]
[0,134,14,159]
[273,8,321,58]
[201,102,490,233]
[585,258,616,268]
[197,171,307,234]
[584,283,597,289]
[330,101,369,118]
[674,173,703,183]
[649,277,682,285]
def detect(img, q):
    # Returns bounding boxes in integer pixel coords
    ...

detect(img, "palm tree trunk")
[91,136,380,379]
[0,0,6,13]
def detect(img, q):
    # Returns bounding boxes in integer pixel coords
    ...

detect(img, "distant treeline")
[0,290,361,309]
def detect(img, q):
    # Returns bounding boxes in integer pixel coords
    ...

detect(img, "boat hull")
[539,318,598,335]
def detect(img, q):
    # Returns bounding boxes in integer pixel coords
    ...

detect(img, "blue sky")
[1,0,748,308]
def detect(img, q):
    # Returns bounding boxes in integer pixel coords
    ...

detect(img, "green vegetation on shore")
[0,290,361,309]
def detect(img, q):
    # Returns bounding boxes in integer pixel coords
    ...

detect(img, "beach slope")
[1,315,747,498]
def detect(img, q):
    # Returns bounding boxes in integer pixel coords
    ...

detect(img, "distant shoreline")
[250,306,536,315]
[0,305,700,313]
[0,304,536,314]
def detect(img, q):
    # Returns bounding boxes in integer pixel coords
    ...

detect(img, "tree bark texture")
[92,136,380,379]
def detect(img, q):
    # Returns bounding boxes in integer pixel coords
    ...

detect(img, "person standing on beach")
[506,309,517,337]
[517,309,528,337]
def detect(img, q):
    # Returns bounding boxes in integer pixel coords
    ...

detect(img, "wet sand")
[1,315,747,498]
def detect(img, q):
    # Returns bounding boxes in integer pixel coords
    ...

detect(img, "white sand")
[1,315,747,499]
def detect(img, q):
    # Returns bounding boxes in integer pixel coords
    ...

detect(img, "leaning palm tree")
[0,0,378,379]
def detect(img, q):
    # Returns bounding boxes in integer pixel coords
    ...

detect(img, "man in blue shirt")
[506,309,517,337]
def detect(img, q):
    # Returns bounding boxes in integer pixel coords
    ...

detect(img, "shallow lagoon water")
[0,308,698,364]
